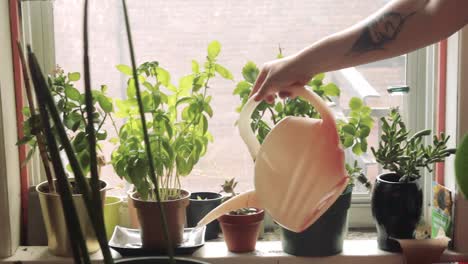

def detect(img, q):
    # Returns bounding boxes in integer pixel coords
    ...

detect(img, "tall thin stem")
[16,42,55,193]
[83,1,114,263]
[121,1,175,262]
[28,47,90,264]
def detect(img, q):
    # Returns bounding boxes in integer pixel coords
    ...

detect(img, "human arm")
[252,0,468,102]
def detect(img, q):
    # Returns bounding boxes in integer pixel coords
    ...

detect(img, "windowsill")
[3,240,468,264]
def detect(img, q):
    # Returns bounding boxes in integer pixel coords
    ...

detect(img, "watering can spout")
[196,190,261,227]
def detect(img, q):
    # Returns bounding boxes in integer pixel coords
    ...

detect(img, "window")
[23,0,429,227]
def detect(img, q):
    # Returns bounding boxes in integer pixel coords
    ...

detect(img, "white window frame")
[0,0,21,257]
[21,2,437,229]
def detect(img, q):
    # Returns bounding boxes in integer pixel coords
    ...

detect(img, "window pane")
[53,0,405,195]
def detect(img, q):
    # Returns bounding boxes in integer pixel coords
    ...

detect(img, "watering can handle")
[238,87,336,160]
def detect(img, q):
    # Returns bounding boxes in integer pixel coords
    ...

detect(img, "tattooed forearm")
[348,11,416,55]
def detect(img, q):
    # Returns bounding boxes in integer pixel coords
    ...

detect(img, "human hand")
[249,54,314,103]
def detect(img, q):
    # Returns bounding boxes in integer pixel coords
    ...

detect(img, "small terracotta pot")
[218,208,264,253]
[130,189,190,251]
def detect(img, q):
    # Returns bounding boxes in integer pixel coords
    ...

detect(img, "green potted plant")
[17,65,114,256]
[20,21,113,262]
[454,133,468,253]
[115,2,212,262]
[19,0,210,262]
[216,178,264,253]
[371,108,455,252]
[18,66,113,176]
[111,40,233,251]
[233,55,372,256]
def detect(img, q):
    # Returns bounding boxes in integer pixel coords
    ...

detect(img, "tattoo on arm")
[348,11,416,55]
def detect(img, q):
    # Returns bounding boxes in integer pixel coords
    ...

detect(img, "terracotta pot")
[218,208,264,253]
[127,190,140,228]
[130,190,190,251]
[36,179,107,257]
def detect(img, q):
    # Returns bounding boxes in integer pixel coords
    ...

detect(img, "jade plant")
[111,41,233,201]
[233,53,372,188]
[17,66,115,177]
[371,108,456,183]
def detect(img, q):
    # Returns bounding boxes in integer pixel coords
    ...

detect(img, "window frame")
[22,2,437,229]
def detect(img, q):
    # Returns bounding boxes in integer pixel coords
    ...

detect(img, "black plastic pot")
[371,173,423,252]
[280,185,352,256]
[115,257,209,264]
[186,192,223,240]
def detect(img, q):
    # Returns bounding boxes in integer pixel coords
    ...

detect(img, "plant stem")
[83,1,114,263]
[16,42,55,193]
[121,1,174,262]
[28,46,90,264]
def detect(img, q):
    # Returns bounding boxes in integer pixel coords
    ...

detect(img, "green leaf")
[362,106,372,115]
[127,78,136,98]
[342,124,355,136]
[349,97,363,111]
[116,64,133,76]
[274,103,283,113]
[359,126,371,138]
[233,81,252,96]
[22,107,31,117]
[179,74,194,91]
[101,85,108,93]
[207,40,221,59]
[202,115,208,135]
[204,103,213,117]
[322,83,340,97]
[352,142,363,155]
[176,97,193,107]
[215,64,234,80]
[313,73,325,82]
[192,60,200,73]
[242,61,259,84]
[97,130,107,140]
[65,86,81,101]
[98,95,113,113]
[361,139,368,152]
[68,72,81,82]
[342,136,354,148]
[361,116,374,127]
[156,67,170,86]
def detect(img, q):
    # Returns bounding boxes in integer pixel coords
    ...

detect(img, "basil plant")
[111,41,233,200]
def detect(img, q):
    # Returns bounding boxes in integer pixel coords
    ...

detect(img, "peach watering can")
[198,87,349,232]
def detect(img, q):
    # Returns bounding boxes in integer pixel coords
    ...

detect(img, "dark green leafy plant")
[233,53,373,188]
[111,41,233,201]
[371,108,456,183]
[17,66,115,176]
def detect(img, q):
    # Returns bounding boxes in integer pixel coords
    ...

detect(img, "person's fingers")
[278,91,291,99]
[250,66,269,98]
[266,95,275,104]
[253,77,274,102]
